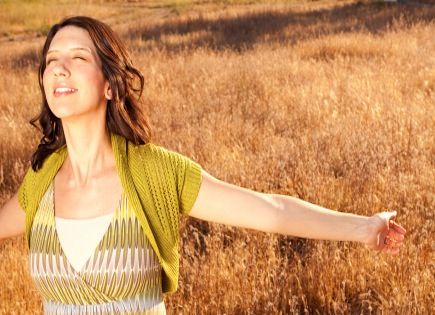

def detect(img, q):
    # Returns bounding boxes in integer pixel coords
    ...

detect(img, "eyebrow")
[46,47,92,55]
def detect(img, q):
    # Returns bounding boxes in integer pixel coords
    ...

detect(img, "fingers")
[385,242,401,254]
[382,246,400,255]
[382,230,405,255]
[380,211,398,232]
[390,220,407,234]
[387,220,406,246]
[383,235,404,245]
[372,210,406,256]
[383,232,405,246]
[386,230,405,242]
[375,238,403,256]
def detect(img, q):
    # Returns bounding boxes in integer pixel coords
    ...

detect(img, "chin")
[48,102,71,116]
[49,105,101,122]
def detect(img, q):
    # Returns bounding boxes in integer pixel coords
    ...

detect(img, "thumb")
[380,210,397,228]
[388,210,398,225]
[381,211,397,246]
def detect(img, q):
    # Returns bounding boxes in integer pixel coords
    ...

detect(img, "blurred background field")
[0,0,434,314]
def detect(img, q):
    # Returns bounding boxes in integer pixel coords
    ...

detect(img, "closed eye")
[46,56,86,64]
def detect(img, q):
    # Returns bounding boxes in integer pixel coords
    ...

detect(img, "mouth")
[53,87,78,97]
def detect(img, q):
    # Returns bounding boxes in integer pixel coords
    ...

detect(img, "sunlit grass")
[0,0,324,37]
[0,0,434,314]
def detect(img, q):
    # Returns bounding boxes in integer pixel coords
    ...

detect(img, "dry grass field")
[0,0,434,314]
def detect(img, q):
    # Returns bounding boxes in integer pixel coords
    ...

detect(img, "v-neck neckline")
[25,131,164,281]
[50,180,123,275]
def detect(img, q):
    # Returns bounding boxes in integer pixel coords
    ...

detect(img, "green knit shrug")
[17,131,203,294]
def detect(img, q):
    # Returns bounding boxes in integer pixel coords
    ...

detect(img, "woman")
[0,16,406,314]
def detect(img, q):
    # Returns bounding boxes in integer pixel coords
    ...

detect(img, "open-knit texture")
[17,131,203,294]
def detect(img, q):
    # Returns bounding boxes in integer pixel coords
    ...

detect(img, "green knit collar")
[41,131,125,189]
[26,131,130,248]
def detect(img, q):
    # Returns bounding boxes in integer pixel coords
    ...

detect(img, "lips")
[53,87,78,97]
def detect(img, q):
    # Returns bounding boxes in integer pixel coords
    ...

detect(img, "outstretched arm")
[189,170,406,255]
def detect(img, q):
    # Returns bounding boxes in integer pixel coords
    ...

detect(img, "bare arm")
[0,192,25,242]
[189,170,282,233]
[267,195,370,242]
[189,170,406,254]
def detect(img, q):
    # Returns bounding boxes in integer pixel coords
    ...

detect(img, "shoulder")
[17,145,66,211]
[128,141,202,182]
[130,141,195,166]
[21,145,65,180]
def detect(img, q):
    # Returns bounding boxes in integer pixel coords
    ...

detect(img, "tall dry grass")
[0,0,434,314]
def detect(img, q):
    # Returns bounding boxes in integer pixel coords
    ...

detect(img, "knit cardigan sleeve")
[148,144,203,216]
[174,151,203,216]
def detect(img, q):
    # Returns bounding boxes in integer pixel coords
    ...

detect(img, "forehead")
[48,25,96,55]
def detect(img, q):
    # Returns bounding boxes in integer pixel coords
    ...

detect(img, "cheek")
[42,76,50,96]
[85,67,105,85]
[42,67,52,87]
[84,71,107,96]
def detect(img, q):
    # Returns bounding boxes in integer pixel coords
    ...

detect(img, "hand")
[363,211,407,255]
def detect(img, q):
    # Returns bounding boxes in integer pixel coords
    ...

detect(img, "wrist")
[354,216,372,244]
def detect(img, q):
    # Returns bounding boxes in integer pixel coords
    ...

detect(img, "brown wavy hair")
[30,16,152,172]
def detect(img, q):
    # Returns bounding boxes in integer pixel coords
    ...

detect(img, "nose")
[52,59,70,78]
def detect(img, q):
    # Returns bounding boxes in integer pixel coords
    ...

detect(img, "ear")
[105,81,112,100]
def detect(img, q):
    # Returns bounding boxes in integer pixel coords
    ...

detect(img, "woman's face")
[43,25,111,122]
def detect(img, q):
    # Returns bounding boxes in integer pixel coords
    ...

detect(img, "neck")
[61,124,114,189]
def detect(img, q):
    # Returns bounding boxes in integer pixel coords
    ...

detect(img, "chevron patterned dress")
[29,180,167,314]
